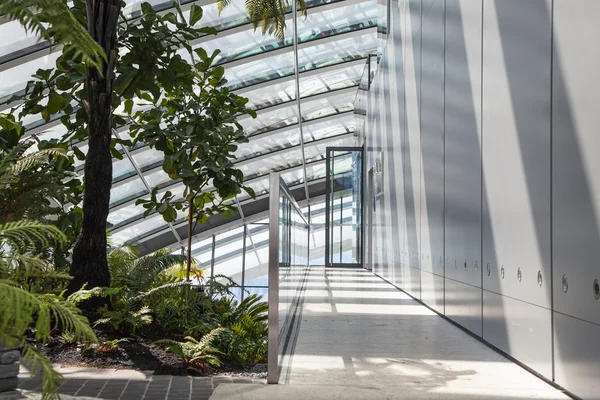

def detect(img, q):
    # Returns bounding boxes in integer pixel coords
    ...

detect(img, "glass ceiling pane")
[131,147,164,171]
[144,169,173,188]
[0,52,61,98]
[190,236,213,269]
[238,148,303,180]
[239,104,298,136]
[299,64,363,97]
[110,213,168,245]
[305,135,356,162]
[0,21,42,60]
[296,0,377,40]
[113,157,137,182]
[201,0,375,66]
[110,178,148,208]
[243,80,296,110]
[238,178,270,201]
[242,62,363,110]
[303,114,355,142]
[281,168,304,187]
[301,91,355,121]
[235,127,300,160]
[224,31,376,90]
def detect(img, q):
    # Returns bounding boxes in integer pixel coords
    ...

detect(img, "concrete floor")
[212,267,571,399]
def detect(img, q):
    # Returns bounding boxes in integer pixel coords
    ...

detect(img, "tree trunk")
[68,0,121,301]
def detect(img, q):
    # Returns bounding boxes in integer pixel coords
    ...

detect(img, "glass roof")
[2,0,376,248]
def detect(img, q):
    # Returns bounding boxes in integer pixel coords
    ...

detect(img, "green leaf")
[110,146,124,160]
[124,99,134,115]
[141,2,154,15]
[72,146,86,161]
[164,206,177,222]
[189,4,203,26]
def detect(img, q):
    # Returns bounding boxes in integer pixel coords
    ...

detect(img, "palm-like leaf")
[0,219,97,399]
[0,0,106,70]
[217,0,307,41]
[0,221,66,253]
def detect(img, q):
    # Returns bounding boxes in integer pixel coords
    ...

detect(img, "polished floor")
[212,267,570,399]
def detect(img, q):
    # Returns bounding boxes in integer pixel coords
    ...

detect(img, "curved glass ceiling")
[3,0,376,249]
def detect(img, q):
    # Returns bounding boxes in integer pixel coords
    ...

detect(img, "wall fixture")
[474,261,478,271]
[464,260,467,270]
[537,271,543,287]
[486,263,491,276]
[517,267,522,282]
[594,279,599,300]
[562,274,569,293]
[501,266,505,279]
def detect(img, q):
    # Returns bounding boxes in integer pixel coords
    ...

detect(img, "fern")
[154,327,225,367]
[0,220,97,399]
[0,221,66,253]
[0,0,106,70]
[8,147,67,176]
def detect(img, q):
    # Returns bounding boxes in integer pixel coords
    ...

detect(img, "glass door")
[325,147,363,267]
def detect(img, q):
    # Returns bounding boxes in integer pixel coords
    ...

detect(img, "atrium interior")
[1,0,600,399]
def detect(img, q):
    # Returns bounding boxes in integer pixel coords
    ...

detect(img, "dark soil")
[42,325,266,379]
[43,328,188,375]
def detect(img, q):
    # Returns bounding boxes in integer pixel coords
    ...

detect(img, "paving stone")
[0,352,20,365]
[0,377,18,393]
[18,379,41,391]
[0,364,19,380]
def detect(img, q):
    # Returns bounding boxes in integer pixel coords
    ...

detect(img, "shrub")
[154,327,225,368]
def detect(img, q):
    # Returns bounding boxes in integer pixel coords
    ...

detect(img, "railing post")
[267,172,281,384]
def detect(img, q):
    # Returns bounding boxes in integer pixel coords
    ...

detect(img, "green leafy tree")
[8,1,214,299]
[129,47,256,280]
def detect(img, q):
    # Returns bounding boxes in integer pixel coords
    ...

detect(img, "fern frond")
[9,147,67,176]
[67,286,122,305]
[0,221,66,252]
[132,280,191,301]
[0,0,107,70]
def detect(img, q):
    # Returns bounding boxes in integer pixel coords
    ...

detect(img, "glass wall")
[325,148,363,266]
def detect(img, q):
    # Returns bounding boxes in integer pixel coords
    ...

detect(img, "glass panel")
[131,147,164,170]
[0,52,61,98]
[301,91,355,122]
[326,148,362,265]
[0,22,43,59]
[281,168,304,187]
[245,286,268,302]
[110,178,147,207]
[235,128,300,160]
[239,104,298,136]
[110,213,169,245]
[243,80,296,110]
[144,169,173,188]
[244,224,269,287]
[108,202,144,227]
[310,225,326,265]
[306,161,328,181]
[303,114,355,142]
[238,148,303,180]
[213,227,245,285]
[113,157,137,181]
[224,32,376,91]
[190,237,214,275]
[239,178,270,201]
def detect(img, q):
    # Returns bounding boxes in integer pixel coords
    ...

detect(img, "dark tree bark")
[68,0,121,299]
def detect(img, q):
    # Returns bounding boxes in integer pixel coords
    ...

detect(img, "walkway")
[212,267,571,399]
[5,367,262,400]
